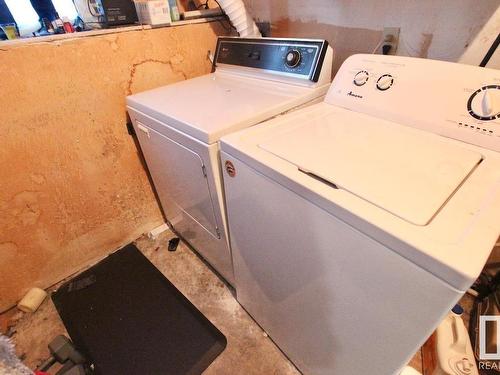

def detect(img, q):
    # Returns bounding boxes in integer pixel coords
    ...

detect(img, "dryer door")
[135,121,221,239]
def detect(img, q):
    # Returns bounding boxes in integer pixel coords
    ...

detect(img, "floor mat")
[52,243,226,375]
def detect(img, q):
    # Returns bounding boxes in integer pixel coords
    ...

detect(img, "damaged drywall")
[271,19,383,74]
[244,0,499,72]
[460,5,500,67]
[126,58,188,95]
[0,21,227,311]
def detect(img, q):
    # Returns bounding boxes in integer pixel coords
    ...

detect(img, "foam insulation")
[0,22,227,311]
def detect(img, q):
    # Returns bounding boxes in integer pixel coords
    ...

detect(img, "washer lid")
[259,110,483,225]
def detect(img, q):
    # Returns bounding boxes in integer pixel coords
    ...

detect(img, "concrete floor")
[1,230,426,374]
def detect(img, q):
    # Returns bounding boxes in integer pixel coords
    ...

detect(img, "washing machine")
[127,37,333,285]
[220,54,500,374]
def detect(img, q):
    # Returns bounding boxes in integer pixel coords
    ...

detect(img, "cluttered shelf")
[0,0,231,48]
[0,16,227,48]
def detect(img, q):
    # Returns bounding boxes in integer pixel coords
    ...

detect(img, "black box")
[101,0,138,26]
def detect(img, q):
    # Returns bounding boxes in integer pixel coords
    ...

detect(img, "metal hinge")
[215,227,221,239]
[201,165,207,177]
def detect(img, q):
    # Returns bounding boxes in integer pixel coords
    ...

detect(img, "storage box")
[102,0,139,26]
[133,0,171,26]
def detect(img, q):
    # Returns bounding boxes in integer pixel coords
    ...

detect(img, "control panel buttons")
[285,50,302,68]
[248,51,261,60]
[467,85,500,121]
[376,74,394,91]
[353,70,369,86]
[216,38,325,82]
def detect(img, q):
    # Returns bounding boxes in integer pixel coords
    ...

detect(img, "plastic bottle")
[168,0,180,21]
[433,305,479,375]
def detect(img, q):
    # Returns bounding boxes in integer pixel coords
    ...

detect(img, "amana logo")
[347,91,363,99]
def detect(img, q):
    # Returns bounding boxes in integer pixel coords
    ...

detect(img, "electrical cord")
[87,0,101,18]
[371,38,384,54]
[217,18,234,32]
[480,32,500,67]
[191,0,234,32]
[212,0,237,32]
[198,1,209,9]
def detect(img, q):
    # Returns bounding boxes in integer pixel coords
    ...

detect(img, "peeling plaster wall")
[244,0,499,72]
[0,22,226,311]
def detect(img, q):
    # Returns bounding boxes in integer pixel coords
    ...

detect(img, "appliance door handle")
[137,122,150,138]
[450,315,467,352]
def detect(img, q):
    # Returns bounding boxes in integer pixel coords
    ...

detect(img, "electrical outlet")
[379,27,400,55]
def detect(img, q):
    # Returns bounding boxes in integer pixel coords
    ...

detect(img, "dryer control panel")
[214,37,329,82]
[326,54,500,152]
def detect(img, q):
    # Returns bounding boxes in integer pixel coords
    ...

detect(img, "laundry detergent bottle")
[433,305,478,375]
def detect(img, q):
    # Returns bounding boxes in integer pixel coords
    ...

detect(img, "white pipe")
[216,0,261,37]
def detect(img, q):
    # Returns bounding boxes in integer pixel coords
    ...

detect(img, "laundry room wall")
[244,0,500,72]
[0,22,227,311]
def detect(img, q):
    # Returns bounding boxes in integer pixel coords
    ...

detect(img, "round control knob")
[353,70,369,86]
[376,74,394,91]
[285,50,301,68]
[467,85,500,121]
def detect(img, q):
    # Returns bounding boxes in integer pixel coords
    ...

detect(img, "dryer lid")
[258,110,483,225]
[127,72,322,144]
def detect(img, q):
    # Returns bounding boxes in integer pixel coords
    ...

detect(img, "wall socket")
[378,27,400,55]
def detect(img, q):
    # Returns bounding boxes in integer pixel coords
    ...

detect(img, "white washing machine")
[220,54,500,374]
[127,37,333,285]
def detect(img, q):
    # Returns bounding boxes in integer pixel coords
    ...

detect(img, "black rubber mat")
[52,243,226,375]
